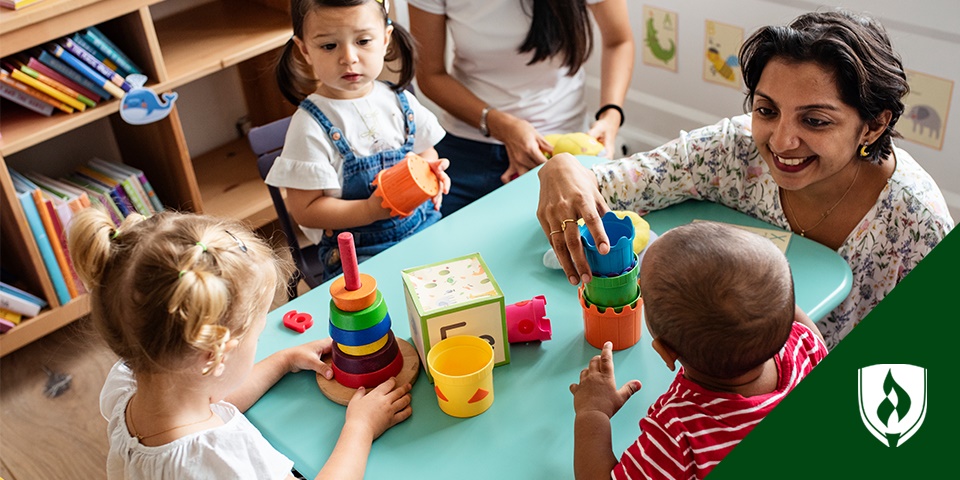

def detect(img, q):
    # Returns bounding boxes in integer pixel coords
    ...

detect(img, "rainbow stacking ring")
[329,292,388,331]
[332,347,404,389]
[336,333,390,357]
[333,331,399,374]
[329,273,378,311]
[329,313,392,346]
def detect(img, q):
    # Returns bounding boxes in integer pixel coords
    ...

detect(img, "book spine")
[9,68,85,111]
[82,26,142,76]
[0,282,48,307]
[49,45,124,99]
[139,174,165,212]
[0,308,23,325]
[28,58,101,102]
[20,65,95,108]
[0,82,54,115]
[0,70,73,113]
[32,190,79,299]
[0,291,41,317]
[63,176,123,226]
[16,188,71,305]
[61,38,131,92]
[37,51,111,100]
[70,33,124,77]
[73,169,132,217]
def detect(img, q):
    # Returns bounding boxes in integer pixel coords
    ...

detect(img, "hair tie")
[179,270,187,278]
[196,241,207,252]
[111,229,121,240]
[387,18,392,25]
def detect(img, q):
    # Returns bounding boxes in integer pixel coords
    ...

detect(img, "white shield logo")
[858,364,927,447]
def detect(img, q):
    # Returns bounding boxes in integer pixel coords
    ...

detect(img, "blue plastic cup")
[580,211,635,276]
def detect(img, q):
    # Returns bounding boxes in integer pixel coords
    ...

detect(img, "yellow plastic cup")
[427,335,495,418]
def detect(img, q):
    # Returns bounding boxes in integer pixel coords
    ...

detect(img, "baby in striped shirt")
[571,221,827,479]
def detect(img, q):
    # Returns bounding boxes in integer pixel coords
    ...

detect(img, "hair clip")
[225,230,248,253]
[196,241,208,252]
[375,0,390,15]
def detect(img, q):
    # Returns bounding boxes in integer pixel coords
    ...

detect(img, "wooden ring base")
[318,338,421,406]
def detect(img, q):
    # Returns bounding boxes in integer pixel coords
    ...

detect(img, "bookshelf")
[0,0,296,356]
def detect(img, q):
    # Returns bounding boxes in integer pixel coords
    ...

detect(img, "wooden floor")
[0,222,308,479]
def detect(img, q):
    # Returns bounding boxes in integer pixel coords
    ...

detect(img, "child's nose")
[340,46,359,64]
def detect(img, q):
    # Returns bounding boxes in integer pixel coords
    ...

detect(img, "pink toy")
[283,310,314,333]
[505,295,552,343]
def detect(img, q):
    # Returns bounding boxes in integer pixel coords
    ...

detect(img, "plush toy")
[543,132,605,158]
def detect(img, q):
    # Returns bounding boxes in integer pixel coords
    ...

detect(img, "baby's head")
[68,209,292,375]
[639,222,794,379]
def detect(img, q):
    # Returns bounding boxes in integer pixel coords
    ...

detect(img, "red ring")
[331,348,404,389]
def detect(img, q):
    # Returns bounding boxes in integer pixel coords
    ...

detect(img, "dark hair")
[739,10,908,162]
[640,222,795,379]
[519,0,593,75]
[277,0,417,105]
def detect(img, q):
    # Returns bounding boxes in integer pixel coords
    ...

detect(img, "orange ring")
[329,273,378,311]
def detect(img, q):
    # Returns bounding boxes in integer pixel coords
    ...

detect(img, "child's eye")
[358,38,372,46]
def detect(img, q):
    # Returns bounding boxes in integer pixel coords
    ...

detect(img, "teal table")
[247,158,852,479]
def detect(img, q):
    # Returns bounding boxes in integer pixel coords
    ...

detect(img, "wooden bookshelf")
[0,0,293,356]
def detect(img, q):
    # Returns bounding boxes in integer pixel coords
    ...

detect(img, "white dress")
[100,361,294,480]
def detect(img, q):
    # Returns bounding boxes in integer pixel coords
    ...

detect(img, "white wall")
[579,0,960,220]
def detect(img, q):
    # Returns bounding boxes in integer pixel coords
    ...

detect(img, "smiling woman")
[536,9,955,350]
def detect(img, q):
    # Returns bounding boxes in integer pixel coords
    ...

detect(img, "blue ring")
[329,313,392,346]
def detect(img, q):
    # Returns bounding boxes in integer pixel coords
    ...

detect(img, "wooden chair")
[248,116,327,299]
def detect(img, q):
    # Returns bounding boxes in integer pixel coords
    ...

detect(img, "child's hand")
[283,338,335,380]
[344,377,413,440]
[569,341,641,419]
[428,157,451,211]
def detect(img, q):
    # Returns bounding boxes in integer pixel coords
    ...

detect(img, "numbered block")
[401,253,509,381]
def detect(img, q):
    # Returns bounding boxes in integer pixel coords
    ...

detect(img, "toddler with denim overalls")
[269,0,450,281]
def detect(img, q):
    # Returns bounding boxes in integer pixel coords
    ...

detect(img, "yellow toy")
[577,210,651,254]
[543,132,605,159]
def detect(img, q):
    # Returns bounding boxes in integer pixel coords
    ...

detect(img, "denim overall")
[299,91,441,279]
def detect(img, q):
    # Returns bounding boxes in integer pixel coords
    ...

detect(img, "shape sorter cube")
[401,252,509,381]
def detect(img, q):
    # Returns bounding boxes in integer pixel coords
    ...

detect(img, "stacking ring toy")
[329,292,388,331]
[336,333,389,356]
[332,348,404,389]
[329,314,392,346]
[329,273,378,311]
[333,332,399,374]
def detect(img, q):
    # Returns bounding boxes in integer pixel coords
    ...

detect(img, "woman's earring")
[859,143,870,158]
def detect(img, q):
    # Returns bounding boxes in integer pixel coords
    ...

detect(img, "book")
[0,80,54,116]
[48,44,124,99]
[87,158,156,214]
[72,168,134,217]
[70,33,121,76]
[29,184,79,299]
[37,50,111,100]
[0,318,15,333]
[8,67,86,111]
[60,38,132,92]
[63,175,124,226]
[1,0,45,11]
[0,285,43,317]
[25,172,92,212]
[0,280,48,309]
[28,57,102,103]
[9,169,71,305]
[92,159,164,212]
[0,69,74,113]
[0,308,22,325]
[81,26,142,77]
[17,64,95,108]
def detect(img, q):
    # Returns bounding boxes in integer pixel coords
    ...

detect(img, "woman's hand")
[344,377,413,441]
[587,113,621,159]
[489,110,553,184]
[427,157,452,211]
[536,153,611,285]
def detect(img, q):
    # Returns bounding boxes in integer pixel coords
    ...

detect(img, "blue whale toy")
[120,81,178,125]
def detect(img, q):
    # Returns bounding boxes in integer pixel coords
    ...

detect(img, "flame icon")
[858,364,927,447]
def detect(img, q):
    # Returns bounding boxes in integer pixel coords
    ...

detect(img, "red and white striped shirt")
[612,322,826,480]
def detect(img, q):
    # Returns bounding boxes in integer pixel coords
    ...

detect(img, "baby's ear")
[651,337,678,372]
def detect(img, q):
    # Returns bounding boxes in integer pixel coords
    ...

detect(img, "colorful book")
[77,164,145,216]
[0,80,54,116]
[93,160,164,212]
[17,64,95,108]
[81,26,142,77]
[70,33,121,75]
[29,185,79,299]
[88,159,156,214]
[48,44,124,99]
[25,172,92,212]
[9,169,71,305]
[0,69,74,113]
[0,318,16,333]
[9,67,86,111]
[1,0,46,11]
[72,168,134,217]
[0,280,49,311]
[63,175,124,226]
[37,50,111,100]
[60,38,131,92]
[28,57,101,103]
[0,289,41,318]
[0,308,22,325]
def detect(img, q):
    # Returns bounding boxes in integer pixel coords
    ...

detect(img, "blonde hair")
[68,209,293,374]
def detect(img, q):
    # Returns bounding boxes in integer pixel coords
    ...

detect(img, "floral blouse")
[594,115,954,349]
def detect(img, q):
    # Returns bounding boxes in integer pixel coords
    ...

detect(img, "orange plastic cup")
[578,284,643,351]
[372,153,439,217]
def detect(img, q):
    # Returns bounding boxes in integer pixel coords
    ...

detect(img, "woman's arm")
[285,188,391,230]
[587,0,635,158]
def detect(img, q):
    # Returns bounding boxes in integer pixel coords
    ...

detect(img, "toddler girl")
[68,209,412,479]
[272,0,450,278]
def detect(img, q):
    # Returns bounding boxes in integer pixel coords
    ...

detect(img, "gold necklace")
[128,396,215,441]
[782,160,862,237]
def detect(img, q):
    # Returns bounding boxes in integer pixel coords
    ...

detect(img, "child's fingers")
[392,403,413,425]
[600,341,614,374]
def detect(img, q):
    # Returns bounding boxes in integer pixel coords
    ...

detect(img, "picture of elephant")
[906,104,941,139]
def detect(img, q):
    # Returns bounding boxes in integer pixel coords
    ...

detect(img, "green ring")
[329,291,388,331]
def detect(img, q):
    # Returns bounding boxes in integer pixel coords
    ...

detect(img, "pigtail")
[276,38,314,106]
[67,209,144,289]
[385,21,417,92]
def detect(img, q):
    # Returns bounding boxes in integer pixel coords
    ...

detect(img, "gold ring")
[561,218,577,232]
[549,229,561,236]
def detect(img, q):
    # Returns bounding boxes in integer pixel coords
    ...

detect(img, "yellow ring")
[561,218,577,232]
[337,333,389,356]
